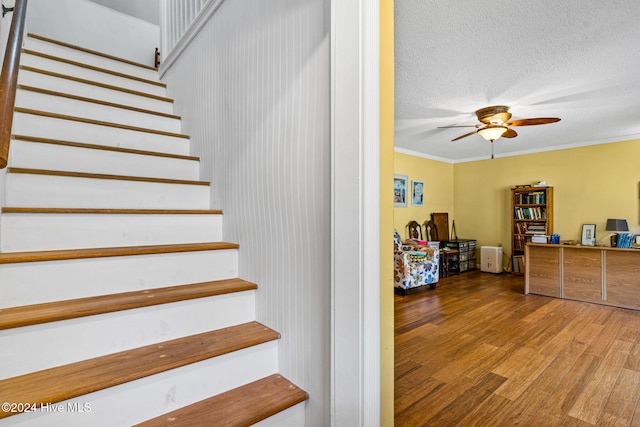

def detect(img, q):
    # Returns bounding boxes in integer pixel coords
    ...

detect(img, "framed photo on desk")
[581,224,596,246]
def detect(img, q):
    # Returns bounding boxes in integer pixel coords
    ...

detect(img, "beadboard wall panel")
[161,0,330,425]
[159,0,210,57]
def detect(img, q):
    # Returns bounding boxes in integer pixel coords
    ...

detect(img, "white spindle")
[160,0,212,56]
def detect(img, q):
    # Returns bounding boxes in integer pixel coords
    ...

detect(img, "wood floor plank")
[494,327,577,400]
[394,368,444,415]
[539,351,602,420]
[455,393,512,427]
[431,342,500,383]
[626,343,640,372]
[493,347,552,400]
[395,271,640,426]
[630,406,640,426]
[563,415,601,426]
[395,374,477,426]
[482,387,552,426]
[526,340,588,395]
[568,339,634,424]
[420,372,507,426]
[600,367,640,425]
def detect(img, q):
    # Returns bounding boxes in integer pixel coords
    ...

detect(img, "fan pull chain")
[491,140,494,159]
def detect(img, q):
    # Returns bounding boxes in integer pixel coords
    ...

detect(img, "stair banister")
[0,0,27,169]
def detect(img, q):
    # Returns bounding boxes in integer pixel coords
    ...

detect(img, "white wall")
[88,0,160,25]
[161,0,331,425]
[26,0,159,66]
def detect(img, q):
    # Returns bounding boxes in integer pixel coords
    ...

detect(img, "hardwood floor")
[395,270,640,426]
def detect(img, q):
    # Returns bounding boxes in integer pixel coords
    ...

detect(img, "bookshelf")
[511,185,553,273]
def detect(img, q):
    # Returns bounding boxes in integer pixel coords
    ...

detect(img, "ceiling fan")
[439,105,561,158]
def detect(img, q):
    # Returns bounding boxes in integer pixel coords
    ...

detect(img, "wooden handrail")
[0,0,28,169]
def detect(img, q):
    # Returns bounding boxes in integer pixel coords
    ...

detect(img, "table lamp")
[606,218,629,247]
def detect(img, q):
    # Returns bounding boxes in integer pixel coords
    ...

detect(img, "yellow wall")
[454,140,640,262]
[380,0,394,424]
[393,152,455,241]
[395,140,640,270]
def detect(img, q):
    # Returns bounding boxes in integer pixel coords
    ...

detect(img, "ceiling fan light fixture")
[478,126,508,142]
[489,112,512,125]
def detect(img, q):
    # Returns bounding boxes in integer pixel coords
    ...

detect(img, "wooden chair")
[422,220,437,242]
[406,220,422,241]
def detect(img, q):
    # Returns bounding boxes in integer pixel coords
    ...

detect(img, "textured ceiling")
[395,1,640,162]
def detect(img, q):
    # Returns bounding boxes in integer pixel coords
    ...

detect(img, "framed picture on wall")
[411,180,424,206]
[581,224,596,246]
[394,174,408,207]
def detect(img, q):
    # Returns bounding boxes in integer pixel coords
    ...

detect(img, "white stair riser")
[23,37,161,82]
[5,174,210,210]
[0,213,222,252]
[12,113,189,155]
[15,89,181,133]
[20,53,166,98]
[9,140,199,181]
[0,341,278,427]
[253,403,307,427]
[0,249,239,308]
[18,69,173,114]
[0,291,256,379]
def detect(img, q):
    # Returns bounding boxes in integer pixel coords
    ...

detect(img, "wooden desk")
[525,243,640,310]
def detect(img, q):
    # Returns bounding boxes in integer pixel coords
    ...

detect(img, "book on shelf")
[514,191,546,205]
[514,222,546,235]
[513,235,528,250]
[616,233,634,248]
[525,224,546,234]
[514,206,546,220]
[512,255,525,273]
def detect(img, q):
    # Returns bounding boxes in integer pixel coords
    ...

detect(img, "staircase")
[0,34,307,426]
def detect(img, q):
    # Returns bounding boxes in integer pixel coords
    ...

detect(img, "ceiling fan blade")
[506,117,561,126]
[502,128,517,138]
[451,130,478,141]
[437,125,478,128]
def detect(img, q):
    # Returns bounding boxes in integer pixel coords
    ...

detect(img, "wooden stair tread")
[28,33,158,71]
[12,135,199,161]
[0,279,257,330]
[0,242,239,264]
[1,207,222,215]
[7,167,209,186]
[0,322,280,419]
[22,49,166,87]
[20,65,173,103]
[136,374,308,427]
[18,85,180,119]
[14,107,189,139]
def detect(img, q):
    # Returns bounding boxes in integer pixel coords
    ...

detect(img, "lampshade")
[478,126,507,142]
[605,218,629,232]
